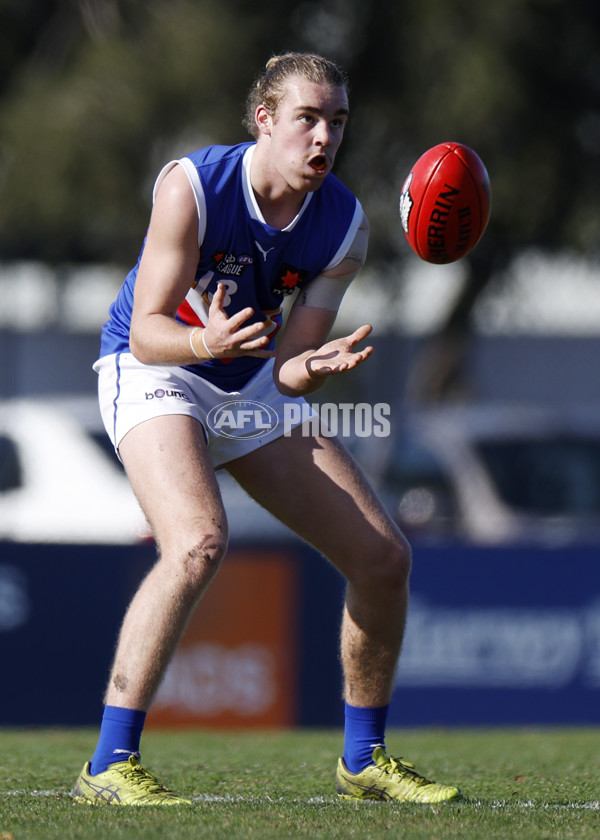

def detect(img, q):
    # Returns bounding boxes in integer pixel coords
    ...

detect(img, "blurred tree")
[329,0,600,402]
[0,0,285,261]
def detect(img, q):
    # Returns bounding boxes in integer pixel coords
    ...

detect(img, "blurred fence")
[4,327,600,410]
[3,255,600,408]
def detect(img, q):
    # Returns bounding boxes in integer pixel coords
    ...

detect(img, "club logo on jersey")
[212,251,253,277]
[272,263,309,297]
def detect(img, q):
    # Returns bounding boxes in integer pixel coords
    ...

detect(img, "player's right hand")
[202,283,276,359]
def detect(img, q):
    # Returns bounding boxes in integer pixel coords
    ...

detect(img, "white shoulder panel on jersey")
[152,158,208,248]
[323,199,365,271]
[298,205,368,311]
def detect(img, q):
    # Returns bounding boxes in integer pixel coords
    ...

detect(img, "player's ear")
[255,105,272,136]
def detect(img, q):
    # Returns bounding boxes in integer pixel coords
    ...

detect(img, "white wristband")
[201,329,215,359]
[189,327,215,360]
[189,327,203,361]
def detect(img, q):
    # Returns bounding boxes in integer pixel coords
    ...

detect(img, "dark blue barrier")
[1,541,599,727]
[0,543,152,725]
[390,543,600,726]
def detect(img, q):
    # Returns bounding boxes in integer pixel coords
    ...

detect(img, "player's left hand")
[305,324,374,379]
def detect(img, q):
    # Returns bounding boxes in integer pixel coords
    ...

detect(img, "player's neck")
[250,146,307,229]
[255,194,305,230]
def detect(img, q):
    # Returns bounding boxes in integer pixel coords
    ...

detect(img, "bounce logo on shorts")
[145,388,190,401]
[207,400,279,440]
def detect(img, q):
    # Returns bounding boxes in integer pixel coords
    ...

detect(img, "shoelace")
[380,755,431,788]
[119,760,175,795]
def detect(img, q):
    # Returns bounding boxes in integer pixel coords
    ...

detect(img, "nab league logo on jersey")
[212,250,253,278]
[272,263,309,297]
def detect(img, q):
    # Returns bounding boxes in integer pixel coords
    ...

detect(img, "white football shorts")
[93,353,315,468]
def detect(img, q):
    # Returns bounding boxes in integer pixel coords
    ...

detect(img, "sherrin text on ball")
[399,142,491,264]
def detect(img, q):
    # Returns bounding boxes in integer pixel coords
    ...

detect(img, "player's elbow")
[129,326,156,365]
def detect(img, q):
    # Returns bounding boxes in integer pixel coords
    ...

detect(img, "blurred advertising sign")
[390,543,600,726]
[148,550,298,728]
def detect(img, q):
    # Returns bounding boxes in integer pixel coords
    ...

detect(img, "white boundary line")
[2,790,600,810]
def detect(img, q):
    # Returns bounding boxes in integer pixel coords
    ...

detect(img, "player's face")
[263,78,349,193]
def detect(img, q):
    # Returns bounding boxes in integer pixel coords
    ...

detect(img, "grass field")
[0,726,598,839]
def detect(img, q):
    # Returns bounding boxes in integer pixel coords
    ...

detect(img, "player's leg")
[104,413,228,711]
[226,426,461,803]
[227,428,408,707]
[74,413,227,805]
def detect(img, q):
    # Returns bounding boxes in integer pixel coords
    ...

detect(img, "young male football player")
[73,52,461,806]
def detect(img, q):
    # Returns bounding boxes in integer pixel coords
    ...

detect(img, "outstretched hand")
[203,283,276,359]
[305,324,374,379]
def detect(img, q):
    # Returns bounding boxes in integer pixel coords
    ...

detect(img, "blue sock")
[342,702,389,774]
[89,705,147,776]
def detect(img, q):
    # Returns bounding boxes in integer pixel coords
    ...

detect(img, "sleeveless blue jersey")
[100,142,363,391]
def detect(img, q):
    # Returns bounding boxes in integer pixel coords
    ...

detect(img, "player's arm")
[273,212,372,397]
[130,165,273,365]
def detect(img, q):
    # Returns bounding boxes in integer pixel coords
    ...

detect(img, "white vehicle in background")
[0,397,149,543]
[5,395,600,547]
[0,396,290,544]
[354,403,600,546]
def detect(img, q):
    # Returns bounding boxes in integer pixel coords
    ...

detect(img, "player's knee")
[185,532,228,587]
[361,534,412,595]
[382,534,412,590]
[163,529,228,597]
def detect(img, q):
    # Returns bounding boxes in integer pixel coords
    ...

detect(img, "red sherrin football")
[399,142,491,264]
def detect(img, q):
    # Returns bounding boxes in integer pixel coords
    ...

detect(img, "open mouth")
[309,155,328,173]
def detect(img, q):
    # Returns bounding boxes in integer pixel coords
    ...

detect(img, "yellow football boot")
[73,755,191,805]
[336,746,462,804]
